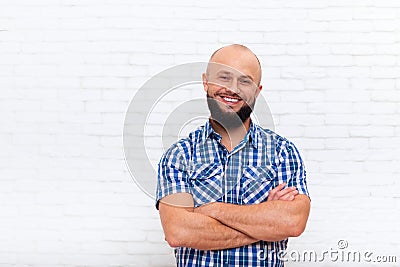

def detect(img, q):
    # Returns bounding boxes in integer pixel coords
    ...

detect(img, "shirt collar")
[201,119,259,149]
[201,119,220,142]
[248,120,259,149]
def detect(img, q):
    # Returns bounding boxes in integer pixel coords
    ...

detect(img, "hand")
[267,183,298,201]
[194,202,218,218]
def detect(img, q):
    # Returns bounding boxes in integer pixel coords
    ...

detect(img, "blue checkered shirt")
[156,120,309,267]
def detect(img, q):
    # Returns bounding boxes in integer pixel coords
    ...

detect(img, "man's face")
[203,59,262,128]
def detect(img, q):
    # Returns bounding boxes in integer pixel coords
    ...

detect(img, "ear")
[202,73,208,92]
[255,85,262,98]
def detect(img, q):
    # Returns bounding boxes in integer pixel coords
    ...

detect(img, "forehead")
[208,48,261,81]
[208,64,252,80]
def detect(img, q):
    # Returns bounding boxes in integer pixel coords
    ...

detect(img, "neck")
[210,117,251,152]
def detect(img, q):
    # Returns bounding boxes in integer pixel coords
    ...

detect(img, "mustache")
[217,92,242,99]
[206,92,255,107]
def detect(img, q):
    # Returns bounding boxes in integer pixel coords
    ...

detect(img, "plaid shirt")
[156,120,309,267]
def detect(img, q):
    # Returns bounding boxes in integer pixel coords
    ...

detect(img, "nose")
[227,78,240,94]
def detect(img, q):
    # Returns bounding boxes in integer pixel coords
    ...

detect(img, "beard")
[207,92,255,130]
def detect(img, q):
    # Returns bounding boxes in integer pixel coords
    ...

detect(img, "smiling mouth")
[218,94,242,106]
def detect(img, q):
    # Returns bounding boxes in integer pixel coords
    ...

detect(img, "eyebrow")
[216,70,255,82]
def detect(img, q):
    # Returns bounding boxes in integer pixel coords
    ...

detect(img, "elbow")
[289,225,305,237]
[164,230,178,247]
[164,227,186,248]
[288,217,307,237]
[166,237,180,248]
[288,199,310,238]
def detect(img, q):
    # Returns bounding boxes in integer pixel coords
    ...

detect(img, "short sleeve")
[277,141,310,199]
[155,142,192,210]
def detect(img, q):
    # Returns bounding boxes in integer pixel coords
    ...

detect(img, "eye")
[218,75,231,81]
[239,78,252,85]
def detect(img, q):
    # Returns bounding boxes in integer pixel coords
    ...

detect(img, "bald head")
[207,44,262,85]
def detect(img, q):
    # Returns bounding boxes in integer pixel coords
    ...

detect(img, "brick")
[354,55,396,66]
[264,55,308,66]
[373,20,398,31]
[220,31,263,44]
[369,114,400,126]
[308,32,355,44]
[349,78,378,90]
[269,102,308,114]
[263,32,308,44]
[350,126,395,137]
[59,17,105,30]
[329,21,373,32]
[304,126,349,137]
[309,8,353,21]
[274,125,305,138]
[320,161,364,174]
[85,101,128,113]
[296,138,325,150]
[331,44,376,55]
[352,7,397,19]
[278,88,324,103]
[328,67,370,78]
[310,55,353,67]
[281,67,326,79]
[0,99,41,111]
[325,114,369,125]
[357,32,398,44]
[353,102,397,114]
[308,102,353,114]
[371,67,400,78]
[150,254,176,267]
[0,65,15,76]
[81,77,126,89]
[279,114,324,126]
[283,0,329,8]
[306,78,350,90]
[101,229,146,242]
[369,137,400,149]
[375,43,400,55]
[325,137,368,150]
[267,78,305,90]
[325,89,370,102]
[12,133,56,145]
[286,44,330,55]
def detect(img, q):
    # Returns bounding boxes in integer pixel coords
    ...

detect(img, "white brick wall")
[1,0,399,266]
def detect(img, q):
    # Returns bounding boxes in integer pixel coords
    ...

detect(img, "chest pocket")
[189,163,223,207]
[241,165,277,204]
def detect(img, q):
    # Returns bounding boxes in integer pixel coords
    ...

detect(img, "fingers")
[267,183,299,201]
[267,183,286,201]
[276,187,298,200]
[278,189,298,201]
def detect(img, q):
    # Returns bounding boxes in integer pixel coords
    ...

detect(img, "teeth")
[223,97,239,103]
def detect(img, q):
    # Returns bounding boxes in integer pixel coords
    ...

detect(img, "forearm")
[196,195,310,241]
[159,202,258,250]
